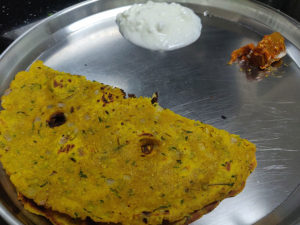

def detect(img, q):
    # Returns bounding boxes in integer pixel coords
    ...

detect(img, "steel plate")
[0,0,300,225]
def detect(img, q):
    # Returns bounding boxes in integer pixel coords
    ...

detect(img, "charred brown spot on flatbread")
[151,92,158,104]
[48,112,66,128]
[139,138,159,156]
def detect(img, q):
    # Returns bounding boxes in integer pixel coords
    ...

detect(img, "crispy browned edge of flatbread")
[176,181,247,225]
[16,156,253,225]
[18,193,230,225]
[18,193,114,225]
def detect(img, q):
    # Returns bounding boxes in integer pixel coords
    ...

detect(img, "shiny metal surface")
[0,0,300,225]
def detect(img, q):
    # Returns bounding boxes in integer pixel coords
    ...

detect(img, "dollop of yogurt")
[116,1,202,51]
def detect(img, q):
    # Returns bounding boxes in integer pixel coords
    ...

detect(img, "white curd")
[116,1,202,51]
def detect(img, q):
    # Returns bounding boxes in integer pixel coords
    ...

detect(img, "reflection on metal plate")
[0,0,299,225]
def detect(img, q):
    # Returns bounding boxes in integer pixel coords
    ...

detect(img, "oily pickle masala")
[0,61,256,225]
[229,32,286,69]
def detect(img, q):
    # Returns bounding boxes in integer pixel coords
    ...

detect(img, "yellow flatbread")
[0,61,256,225]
